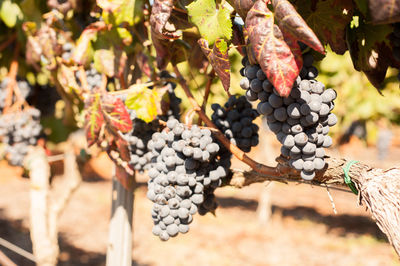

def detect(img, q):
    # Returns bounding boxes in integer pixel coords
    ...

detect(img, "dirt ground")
[0,130,399,266]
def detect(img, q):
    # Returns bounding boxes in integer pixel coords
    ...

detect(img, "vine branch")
[200,70,215,113]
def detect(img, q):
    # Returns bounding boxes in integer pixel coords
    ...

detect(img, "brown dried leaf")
[199,38,231,91]
[151,33,172,69]
[150,0,180,39]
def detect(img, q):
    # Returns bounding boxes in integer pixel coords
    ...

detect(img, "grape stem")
[200,70,215,116]
[0,33,16,53]
[3,42,20,113]
[173,65,279,176]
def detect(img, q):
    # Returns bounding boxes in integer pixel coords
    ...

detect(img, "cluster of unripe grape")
[146,119,229,240]
[211,95,259,152]
[240,52,337,180]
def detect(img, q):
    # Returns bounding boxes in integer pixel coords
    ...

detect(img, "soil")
[0,131,399,266]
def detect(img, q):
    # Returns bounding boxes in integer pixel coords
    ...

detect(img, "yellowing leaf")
[187,0,232,45]
[125,86,161,123]
[0,0,23,28]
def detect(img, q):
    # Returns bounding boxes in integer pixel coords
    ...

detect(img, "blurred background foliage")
[317,50,400,145]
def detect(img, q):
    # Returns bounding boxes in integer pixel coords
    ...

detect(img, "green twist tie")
[343,160,359,195]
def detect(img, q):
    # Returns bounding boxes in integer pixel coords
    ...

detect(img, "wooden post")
[106,165,135,266]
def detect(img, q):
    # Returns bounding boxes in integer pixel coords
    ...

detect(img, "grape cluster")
[121,77,181,172]
[75,66,102,91]
[147,119,228,241]
[0,79,32,111]
[61,42,74,61]
[240,53,337,180]
[211,95,259,152]
[122,116,160,173]
[0,78,41,166]
[0,108,42,166]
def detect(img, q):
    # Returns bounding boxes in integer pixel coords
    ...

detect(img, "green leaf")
[125,86,160,123]
[20,0,41,24]
[115,0,143,25]
[0,0,23,28]
[187,0,232,44]
[354,0,368,17]
[98,0,143,25]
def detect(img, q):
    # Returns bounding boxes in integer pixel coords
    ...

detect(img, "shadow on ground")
[216,196,386,240]
[0,209,148,266]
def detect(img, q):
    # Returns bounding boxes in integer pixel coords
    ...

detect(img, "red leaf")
[101,95,133,134]
[198,38,231,91]
[282,33,303,70]
[84,93,104,147]
[245,0,300,97]
[227,0,256,19]
[272,0,325,54]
